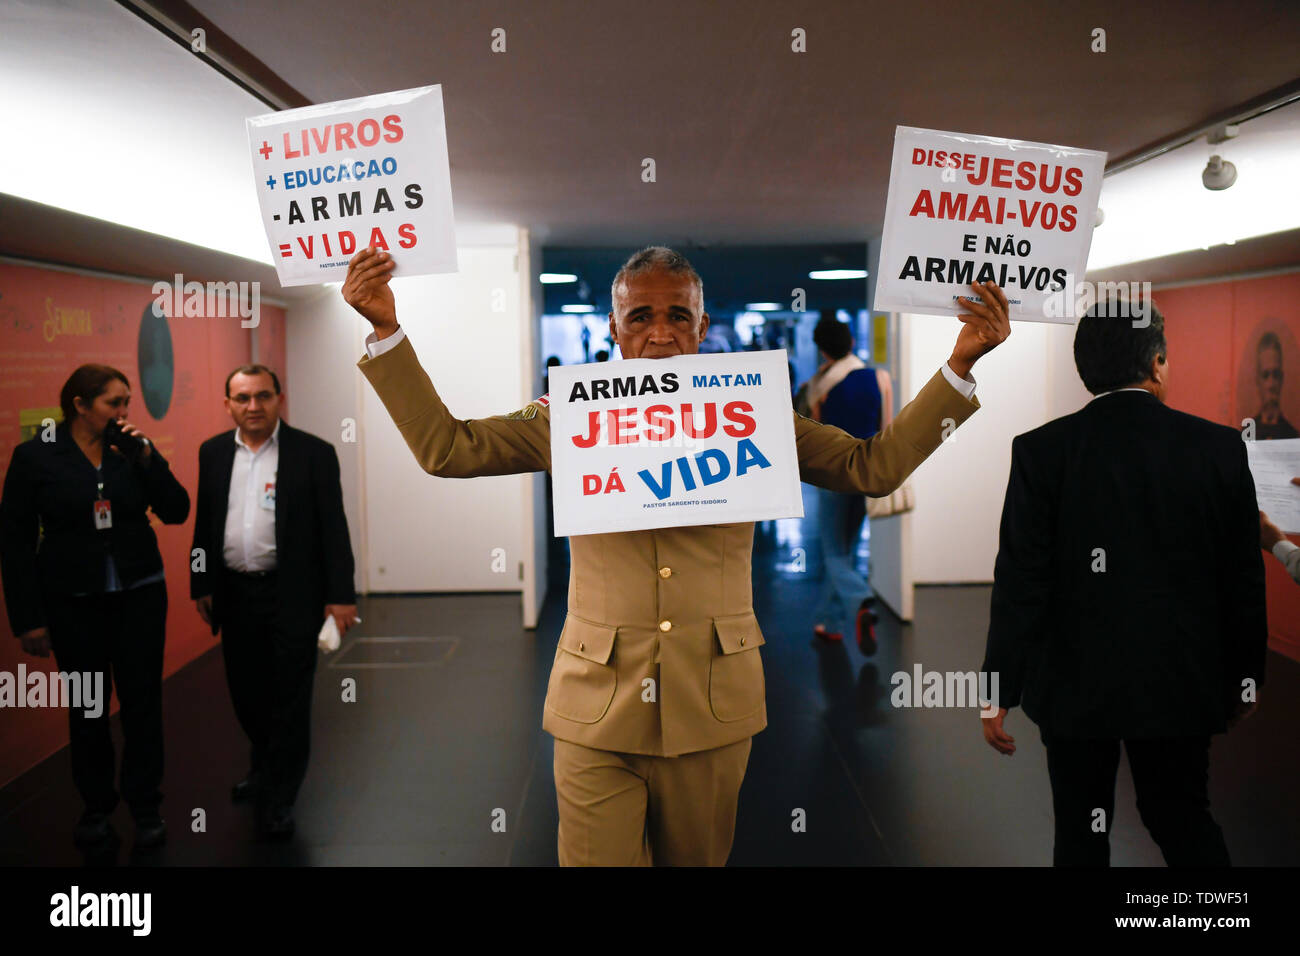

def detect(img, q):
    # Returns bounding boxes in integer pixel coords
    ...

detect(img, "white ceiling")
[1,0,1298,295]
[185,0,1300,245]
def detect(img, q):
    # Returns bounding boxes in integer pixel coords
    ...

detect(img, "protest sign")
[247,85,457,287]
[549,350,803,536]
[873,126,1106,322]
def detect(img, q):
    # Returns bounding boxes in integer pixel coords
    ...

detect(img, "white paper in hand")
[1247,438,1300,533]
[318,614,341,654]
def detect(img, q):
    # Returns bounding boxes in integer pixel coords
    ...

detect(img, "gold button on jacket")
[359,336,979,756]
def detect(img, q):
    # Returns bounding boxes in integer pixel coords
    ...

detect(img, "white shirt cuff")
[941,362,977,399]
[1273,539,1299,562]
[364,326,406,358]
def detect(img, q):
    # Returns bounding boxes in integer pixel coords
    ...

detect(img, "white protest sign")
[549,350,804,536]
[246,85,457,287]
[874,126,1107,322]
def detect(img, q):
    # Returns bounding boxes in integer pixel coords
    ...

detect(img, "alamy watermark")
[891,664,1000,717]
[152,273,260,328]
[0,667,104,717]
[50,886,150,936]
[1042,278,1153,327]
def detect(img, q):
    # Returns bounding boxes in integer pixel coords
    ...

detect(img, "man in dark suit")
[980,297,1267,867]
[191,364,357,839]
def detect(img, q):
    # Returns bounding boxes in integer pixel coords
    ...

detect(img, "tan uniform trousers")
[553,737,753,866]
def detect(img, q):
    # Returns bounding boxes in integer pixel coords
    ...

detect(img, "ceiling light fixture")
[1087,102,1299,271]
[808,269,868,280]
[1201,154,1238,190]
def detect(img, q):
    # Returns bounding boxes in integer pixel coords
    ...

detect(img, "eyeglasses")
[230,391,276,405]
[1258,368,1283,381]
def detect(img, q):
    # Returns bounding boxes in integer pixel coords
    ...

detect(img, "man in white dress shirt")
[191,364,358,840]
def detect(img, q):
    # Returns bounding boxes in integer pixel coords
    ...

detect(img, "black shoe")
[231,773,263,803]
[133,813,167,849]
[258,805,295,841]
[73,811,115,847]
[855,600,879,656]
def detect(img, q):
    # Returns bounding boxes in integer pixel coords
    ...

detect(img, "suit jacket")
[0,422,190,636]
[190,422,356,634]
[981,390,1268,739]
[359,336,979,755]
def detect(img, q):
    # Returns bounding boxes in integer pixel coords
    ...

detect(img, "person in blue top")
[804,316,893,654]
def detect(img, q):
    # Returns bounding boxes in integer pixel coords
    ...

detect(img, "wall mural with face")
[1239,324,1299,441]
[1159,271,1300,663]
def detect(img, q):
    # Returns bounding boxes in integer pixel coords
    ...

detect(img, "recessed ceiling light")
[809,269,868,280]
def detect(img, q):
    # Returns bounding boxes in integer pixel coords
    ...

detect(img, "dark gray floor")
[2,485,1297,866]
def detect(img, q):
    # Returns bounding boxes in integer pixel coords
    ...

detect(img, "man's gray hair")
[610,246,704,308]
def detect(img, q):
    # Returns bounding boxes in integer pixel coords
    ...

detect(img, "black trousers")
[219,569,317,810]
[45,581,168,819]
[1042,732,1230,867]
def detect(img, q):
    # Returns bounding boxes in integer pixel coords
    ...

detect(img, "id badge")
[93,499,112,530]
[259,481,276,511]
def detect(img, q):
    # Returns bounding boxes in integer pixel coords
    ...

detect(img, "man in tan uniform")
[342,245,1010,865]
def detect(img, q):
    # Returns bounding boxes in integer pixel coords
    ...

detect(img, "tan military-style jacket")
[359,336,979,756]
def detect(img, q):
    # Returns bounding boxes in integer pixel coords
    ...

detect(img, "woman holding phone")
[0,364,189,849]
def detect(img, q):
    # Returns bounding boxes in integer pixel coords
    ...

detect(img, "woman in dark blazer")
[0,364,189,849]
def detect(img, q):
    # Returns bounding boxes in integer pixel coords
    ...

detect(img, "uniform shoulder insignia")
[502,393,550,421]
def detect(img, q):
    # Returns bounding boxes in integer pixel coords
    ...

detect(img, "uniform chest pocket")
[708,613,766,722]
[545,615,618,724]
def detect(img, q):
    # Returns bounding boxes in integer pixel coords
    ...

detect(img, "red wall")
[0,262,286,786]
[1158,271,1300,662]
